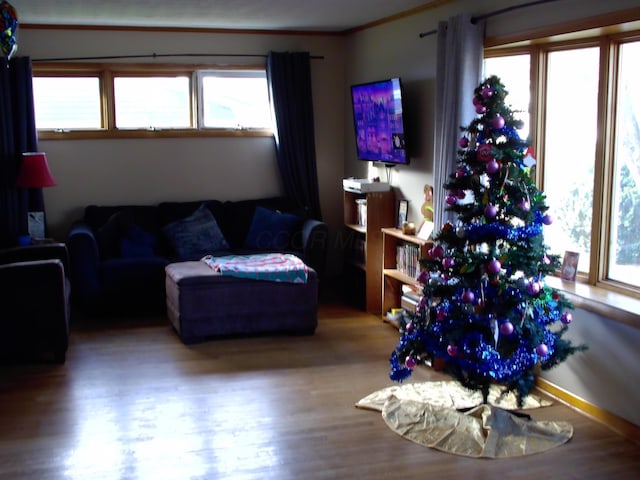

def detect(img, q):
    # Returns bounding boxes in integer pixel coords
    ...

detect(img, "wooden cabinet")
[343,189,395,314]
[381,228,433,323]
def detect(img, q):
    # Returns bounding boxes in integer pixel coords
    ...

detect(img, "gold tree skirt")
[356,381,573,458]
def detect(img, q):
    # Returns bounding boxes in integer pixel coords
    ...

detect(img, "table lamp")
[16,152,56,241]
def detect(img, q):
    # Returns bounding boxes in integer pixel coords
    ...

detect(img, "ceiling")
[11,0,447,32]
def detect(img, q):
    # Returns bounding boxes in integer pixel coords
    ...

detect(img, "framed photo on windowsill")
[397,200,408,229]
[561,251,579,281]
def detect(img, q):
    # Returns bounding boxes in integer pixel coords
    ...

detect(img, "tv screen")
[350,77,409,165]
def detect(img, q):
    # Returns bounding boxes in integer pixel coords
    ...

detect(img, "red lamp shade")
[16,152,57,188]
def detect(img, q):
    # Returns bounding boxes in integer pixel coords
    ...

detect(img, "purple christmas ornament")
[462,289,475,303]
[561,312,573,325]
[417,270,430,284]
[484,204,498,219]
[488,258,501,274]
[500,321,514,335]
[527,280,541,296]
[542,213,553,225]
[492,115,505,129]
[536,343,549,357]
[486,159,500,174]
[404,356,417,369]
[447,344,458,357]
[429,245,445,259]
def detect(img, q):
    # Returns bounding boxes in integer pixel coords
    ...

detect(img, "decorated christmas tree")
[390,75,586,405]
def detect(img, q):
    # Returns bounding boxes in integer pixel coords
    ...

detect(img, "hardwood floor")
[1,300,638,479]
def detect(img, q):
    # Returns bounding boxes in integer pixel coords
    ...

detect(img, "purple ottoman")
[165,261,318,344]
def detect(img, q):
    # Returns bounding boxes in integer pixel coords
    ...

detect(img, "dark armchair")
[0,243,71,364]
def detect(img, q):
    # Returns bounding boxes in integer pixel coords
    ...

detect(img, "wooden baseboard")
[535,377,640,444]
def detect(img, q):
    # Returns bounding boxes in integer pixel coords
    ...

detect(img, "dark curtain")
[0,56,40,247]
[266,51,322,220]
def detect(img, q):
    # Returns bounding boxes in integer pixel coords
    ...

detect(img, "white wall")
[344,0,640,427]
[19,27,346,275]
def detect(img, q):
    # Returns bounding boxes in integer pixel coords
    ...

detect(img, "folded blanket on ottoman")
[201,253,309,283]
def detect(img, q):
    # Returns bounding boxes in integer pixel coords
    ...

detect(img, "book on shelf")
[396,243,420,278]
[401,283,422,298]
[401,294,419,313]
[401,284,423,313]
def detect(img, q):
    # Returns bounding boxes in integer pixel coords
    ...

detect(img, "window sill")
[37,128,273,141]
[546,276,640,330]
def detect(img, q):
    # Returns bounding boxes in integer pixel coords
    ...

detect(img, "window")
[33,76,102,129]
[32,64,273,139]
[483,54,531,140]
[543,46,599,275]
[485,29,640,296]
[609,40,640,288]
[114,76,191,129]
[199,70,271,129]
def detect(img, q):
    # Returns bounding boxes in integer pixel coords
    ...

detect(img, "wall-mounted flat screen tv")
[350,77,409,165]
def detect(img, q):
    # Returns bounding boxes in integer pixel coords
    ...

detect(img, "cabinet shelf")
[345,223,366,234]
[382,268,421,286]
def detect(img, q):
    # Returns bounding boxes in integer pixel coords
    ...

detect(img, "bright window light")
[33,76,102,129]
[114,76,192,129]
[200,71,272,129]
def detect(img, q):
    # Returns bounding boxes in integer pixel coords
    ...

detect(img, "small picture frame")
[417,220,434,240]
[397,200,408,229]
[561,251,580,281]
[27,211,45,240]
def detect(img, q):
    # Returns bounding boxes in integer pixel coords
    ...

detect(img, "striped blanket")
[201,253,309,283]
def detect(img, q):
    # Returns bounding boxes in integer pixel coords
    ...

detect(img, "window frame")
[484,26,640,300]
[32,62,273,140]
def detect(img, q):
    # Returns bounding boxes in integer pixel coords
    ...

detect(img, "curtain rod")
[419,0,563,38]
[32,52,325,62]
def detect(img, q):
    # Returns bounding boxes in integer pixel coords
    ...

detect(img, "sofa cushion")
[162,204,230,261]
[120,224,157,258]
[243,206,301,251]
[222,197,300,248]
[96,210,134,259]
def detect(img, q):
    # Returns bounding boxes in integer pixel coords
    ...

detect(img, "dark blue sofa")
[67,197,328,315]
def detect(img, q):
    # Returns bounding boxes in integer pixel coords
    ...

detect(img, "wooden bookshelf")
[343,190,395,314]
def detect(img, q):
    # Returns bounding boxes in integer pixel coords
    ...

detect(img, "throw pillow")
[243,206,301,251]
[120,224,157,258]
[96,209,134,259]
[162,204,229,261]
